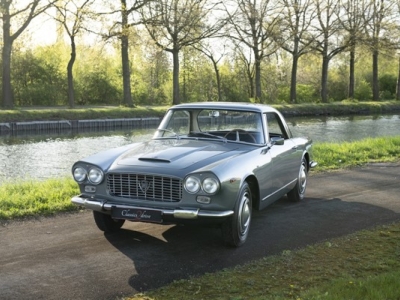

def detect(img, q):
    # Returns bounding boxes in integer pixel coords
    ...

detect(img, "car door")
[265,112,299,194]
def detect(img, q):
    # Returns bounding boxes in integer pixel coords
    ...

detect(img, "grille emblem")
[139,180,151,193]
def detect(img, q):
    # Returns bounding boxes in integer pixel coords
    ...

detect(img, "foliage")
[379,74,397,99]
[354,80,372,101]
[279,84,317,103]
[12,48,66,106]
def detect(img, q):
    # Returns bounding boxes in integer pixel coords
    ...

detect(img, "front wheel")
[221,182,252,247]
[287,157,308,202]
[93,211,125,233]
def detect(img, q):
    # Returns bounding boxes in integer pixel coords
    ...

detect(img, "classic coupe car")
[71,102,316,247]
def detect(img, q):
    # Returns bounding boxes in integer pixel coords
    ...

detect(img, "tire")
[93,211,125,233]
[287,157,308,202]
[221,182,252,247]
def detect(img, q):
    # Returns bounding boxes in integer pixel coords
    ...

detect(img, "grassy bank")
[1,101,400,122]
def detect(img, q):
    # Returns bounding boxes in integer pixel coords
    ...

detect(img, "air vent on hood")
[138,157,171,163]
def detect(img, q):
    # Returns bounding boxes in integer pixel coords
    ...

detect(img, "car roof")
[170,102,279,114]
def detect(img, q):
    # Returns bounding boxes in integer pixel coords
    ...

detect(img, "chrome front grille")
[107,173,182,202]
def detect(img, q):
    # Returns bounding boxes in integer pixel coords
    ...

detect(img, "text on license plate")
[111,207,162,223]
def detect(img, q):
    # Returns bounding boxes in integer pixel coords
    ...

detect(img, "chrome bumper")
[71,195,234,219]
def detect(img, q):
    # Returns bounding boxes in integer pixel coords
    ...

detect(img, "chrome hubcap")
[298,162,307,195]
[239,193,251,236]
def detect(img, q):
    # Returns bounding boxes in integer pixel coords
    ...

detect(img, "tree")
[233,41,255,99]
[53,0,95,108]
[277,0,315,103]
[338,0,371,99]
[224,0,280,102]
[1,0,55,109]
[192,39,226,101]
[363,0,397,101]
[308,0,347,103]
[140,0,224,105]
[100,0,151,107]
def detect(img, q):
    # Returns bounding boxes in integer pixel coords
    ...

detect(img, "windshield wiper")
[189,131,227,142]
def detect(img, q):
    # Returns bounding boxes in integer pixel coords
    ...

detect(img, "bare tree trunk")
[254,55,262,102]
[172,49,180,105]
[396,56,400,101]
[348,46,355,99]
[372,50,379,101]
[290,54,299,103]
[211,59,222,102]
[1,2,13,108]
[321,56,329,103]
[246,65,254,99]
[120,0,134,107]
[121,34,134,107]
[67,37,76,108]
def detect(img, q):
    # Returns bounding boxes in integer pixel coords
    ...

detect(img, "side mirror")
[270,136,284,145]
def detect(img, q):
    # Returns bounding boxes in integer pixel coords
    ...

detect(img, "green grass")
[313,136,400,172]
[0,178,79,219]
[128,222,400,300]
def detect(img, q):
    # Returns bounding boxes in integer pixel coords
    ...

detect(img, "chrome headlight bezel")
[184,176,201,194]
[73,167,87,182]
[88,167,104,185]
[184,174,220,195]
[202,177,219,194]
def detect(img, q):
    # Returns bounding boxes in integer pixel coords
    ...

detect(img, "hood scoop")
[138,157,171,163]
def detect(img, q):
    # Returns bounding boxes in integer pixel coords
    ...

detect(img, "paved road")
[1,163,399,300]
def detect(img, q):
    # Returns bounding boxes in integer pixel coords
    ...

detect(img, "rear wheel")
[287,157,308,202]
[221,182,252,247]
[93,211,125,233]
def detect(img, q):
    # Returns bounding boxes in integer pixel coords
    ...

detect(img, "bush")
[278,84,317,103]
[76,71,122,105]
[354,80,372,100]
[379,74,397,98]
[12,50,66,106]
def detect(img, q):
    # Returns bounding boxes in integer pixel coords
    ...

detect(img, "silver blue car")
[71,102,316,247]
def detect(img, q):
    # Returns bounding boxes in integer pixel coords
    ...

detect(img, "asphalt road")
[1,163,399,300]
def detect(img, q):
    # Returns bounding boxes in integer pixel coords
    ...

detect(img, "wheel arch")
[303,151,310,172]
[244,175,260,210]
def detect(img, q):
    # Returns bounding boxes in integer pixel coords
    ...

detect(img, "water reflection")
[0,114,399,181]
[288,114,400,143]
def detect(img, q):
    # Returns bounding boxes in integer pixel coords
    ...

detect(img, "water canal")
[0,114,399,181]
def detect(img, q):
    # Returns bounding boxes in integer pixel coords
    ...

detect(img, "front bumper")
[71,195,234,220]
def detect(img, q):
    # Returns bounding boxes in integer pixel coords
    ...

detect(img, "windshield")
[154,108,265,144]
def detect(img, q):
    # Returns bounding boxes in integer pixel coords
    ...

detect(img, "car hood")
[108,139,248,173]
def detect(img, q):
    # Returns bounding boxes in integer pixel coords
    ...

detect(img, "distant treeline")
[2,0,400,108]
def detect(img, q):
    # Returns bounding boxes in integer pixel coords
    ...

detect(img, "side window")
[265,112,288,140]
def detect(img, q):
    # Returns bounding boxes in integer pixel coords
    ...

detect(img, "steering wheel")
[223,129,256,143]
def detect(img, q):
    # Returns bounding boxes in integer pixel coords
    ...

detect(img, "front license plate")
[112,207,162,223]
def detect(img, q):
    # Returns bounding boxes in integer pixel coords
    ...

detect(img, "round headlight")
[184,176,201,194]
[73,167,87,182]
[202,177,219,194]
[88,167,104,184]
